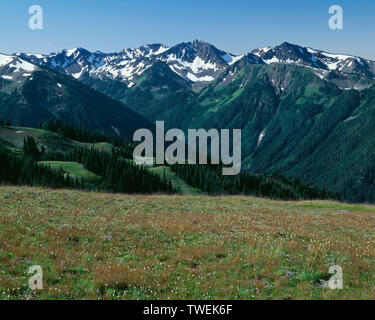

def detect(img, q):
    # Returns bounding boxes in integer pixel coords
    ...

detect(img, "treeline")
[0,118,134,159]
[340,163,375,203]
[0,143,83,189]
[1,119,340,199]
[0,123,175,194]
[171,163,339,200]
[41,120,134,158]
[0,119,12,126]
[42,146,175,194]
[42,120,115,144]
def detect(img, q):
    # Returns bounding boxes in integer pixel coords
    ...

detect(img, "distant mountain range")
[15,40,375,90]
[0,53,150,137]
[2,40,375,202]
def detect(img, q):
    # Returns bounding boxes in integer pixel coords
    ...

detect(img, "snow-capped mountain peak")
[156,40,242,83]
[119,43,169,59]
[250,42,375,78]
[17,41,243,86]
[15,41,375,91]
[221,53,244,65]
[0,53,37,81]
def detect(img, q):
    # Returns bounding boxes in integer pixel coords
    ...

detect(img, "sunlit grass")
[38,161,101,182]
[148,166,201,195]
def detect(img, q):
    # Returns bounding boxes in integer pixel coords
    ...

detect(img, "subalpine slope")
[1,185,375,300]
[0,55,151,138]
[156,59,375,201]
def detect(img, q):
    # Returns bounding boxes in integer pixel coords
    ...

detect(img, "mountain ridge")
[0,54,151,137]
[3,41,375,202]
[15,40,375,91]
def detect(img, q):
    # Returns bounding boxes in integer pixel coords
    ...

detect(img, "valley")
[0,122,330,200]
[1,40,375,202]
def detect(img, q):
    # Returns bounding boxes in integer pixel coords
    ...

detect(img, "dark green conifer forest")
[0,119,340,201]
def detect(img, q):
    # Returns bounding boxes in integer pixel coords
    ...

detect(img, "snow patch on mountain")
[166,55,219,76]
[17,41,243,85]
[221,53,244,65]
[10,60,36,73]
[0,54,37,81]
[186,73,215,82]
[257,129,266,146]
[15,41,375,90]
[264,56,281,64]
[65,48,79,57]
[344,113,361,122]
[0,54,13,66]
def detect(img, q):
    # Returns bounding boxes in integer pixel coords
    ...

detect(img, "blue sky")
[1,0,374,59]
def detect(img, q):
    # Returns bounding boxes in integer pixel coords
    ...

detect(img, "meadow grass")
[38,161,101,182]
[148,166,201,195]
[0,186,375,300]
[0,126,46,148]
[78,142,113,152]
[0,126,112,155]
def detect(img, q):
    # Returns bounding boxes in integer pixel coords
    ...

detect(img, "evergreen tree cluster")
[0,119,175,194]
[42,120,112,144]
[41,120,135,158]
[0,144,82,189]
[0,119,341,200]
[43,146,175,194]
[171,163,339,201]
[0,118,12,127]
[340,164,375,203]
[23,136,45,159]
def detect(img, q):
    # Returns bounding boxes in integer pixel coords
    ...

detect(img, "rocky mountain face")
[17,41,375,91]
[17,40,241,90]
[156,40,241,85]
[0,53,38,82]
[251,42,375,89]
[252,42,375,75]
[0,54,150,137]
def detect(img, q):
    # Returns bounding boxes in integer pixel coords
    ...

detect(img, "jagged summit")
[251,42,375,77]
[0,53,38,81]
[12,40,375,89]
[15,40,241,85]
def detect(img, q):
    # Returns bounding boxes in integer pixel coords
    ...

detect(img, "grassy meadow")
[148,166,201,195]
[1,186,375,300]
[38,161,102,182]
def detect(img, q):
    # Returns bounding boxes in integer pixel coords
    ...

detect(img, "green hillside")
[0,68,151,138]
[38,161,101,182]
[0,121,337,200]
[0,123,176,194]
[101,60,375,203]
[84,61,196,129]
[7,45,375,203]
[148,166,201,195]
[0,126,117,155]
[0,126,82,154]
